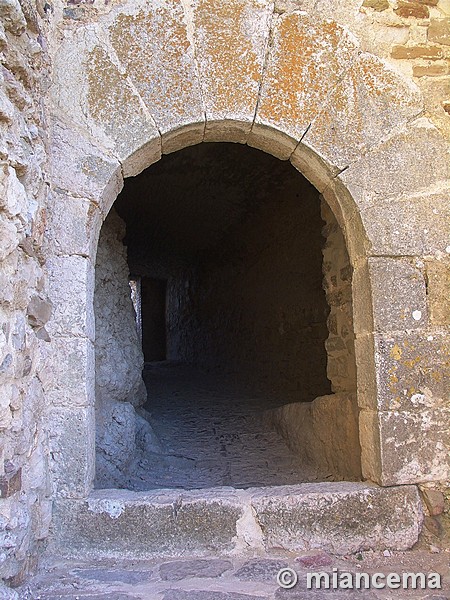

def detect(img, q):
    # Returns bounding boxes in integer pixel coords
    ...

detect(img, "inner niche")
[93,143,361,491]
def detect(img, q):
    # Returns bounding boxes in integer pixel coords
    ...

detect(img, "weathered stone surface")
[391,45,444,59]
[265,393,361,481]
[2,0,450,584]
[428,19,450,45]
[26,296,52,328]
[356,330,449,412]
[375,408,450,485]
[368,257,428,332]
[107,0,204,144]
[251,483,422,553]
[362,0,389,10]
[190,0,273,143]
[421,488,446,516]
[49,484,423,560]
[163,592,266,600]
[40,337,95,408]
[94,210,145,409]
[395,1,430,19]
[50,489,244,558]
[51,27,161,176]
[74,567,154,584]
[0,468,21,499]
[252,13,358,150]
[50,119,123,210]
[0,0,26,35]
[234,559,286,581]
[426,260,450,325]
[304,53,423,170]
[360,191,450,257]
[44,191,101,259]
[339,120,450,209]
[159,559,232,581]
[46,255,95,340]
[413,62,450,77]
[47,407,95,498]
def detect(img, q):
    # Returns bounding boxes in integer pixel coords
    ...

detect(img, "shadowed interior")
[94,143,361,490]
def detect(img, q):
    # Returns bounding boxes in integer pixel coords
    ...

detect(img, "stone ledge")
[48,483,423,559]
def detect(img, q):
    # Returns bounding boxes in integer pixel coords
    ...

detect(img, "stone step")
[49,482,423,560]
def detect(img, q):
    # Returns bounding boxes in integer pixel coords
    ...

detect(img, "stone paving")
[120,362,324,492]
[16,549,450,599]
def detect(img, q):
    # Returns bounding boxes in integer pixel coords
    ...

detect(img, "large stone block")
[44,191,101,260]
[360,191,450,257]
[40,337,94,408]
[376,409,450,485]
[368,257,428,332]
[51,27,161,176]
[303,53,423,170]
[339,119,450,210]
[252,13,359,154]
[190,0,273,142]
[50,120,123,211]
[356,329,449,412]
[49,484,423,558]
[107,0,205,148]
[426,260,450,326]
[46,256,95,340]
[50,488,244,558]
[47,407,95,498]
[265,393,361,480]
[251,483,422,553]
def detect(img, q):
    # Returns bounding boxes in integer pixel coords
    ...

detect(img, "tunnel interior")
[94,143,361,491]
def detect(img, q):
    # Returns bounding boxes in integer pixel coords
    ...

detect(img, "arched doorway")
[93,142,361,491]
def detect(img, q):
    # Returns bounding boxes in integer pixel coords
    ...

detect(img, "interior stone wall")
[262,197,361,479]
[0,0,52,586]
[94,209,160,488]
[321,200,357,394]
[166,168,331,403]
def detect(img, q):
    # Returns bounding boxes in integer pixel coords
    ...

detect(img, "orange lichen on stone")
[303,53,422,168]
[192,0,271,119]
[256,13,358,138]
[109,2,203,133]
[86,44,158,159]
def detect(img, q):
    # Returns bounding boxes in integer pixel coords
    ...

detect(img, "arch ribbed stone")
[45,0,450,497]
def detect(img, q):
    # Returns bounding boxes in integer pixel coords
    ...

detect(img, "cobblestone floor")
[17,549,450,599]
[125,362,323,491]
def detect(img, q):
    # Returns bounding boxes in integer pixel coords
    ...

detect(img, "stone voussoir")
[251,11,359,156]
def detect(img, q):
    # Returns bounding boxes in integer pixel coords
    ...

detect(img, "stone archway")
[42,0,449,555]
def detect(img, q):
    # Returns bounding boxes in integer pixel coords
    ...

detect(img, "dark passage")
[116,143,331,403]
[99,142,361,490]
[141,277,167,362]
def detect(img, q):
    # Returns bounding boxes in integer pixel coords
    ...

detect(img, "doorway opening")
[94,143,361,491]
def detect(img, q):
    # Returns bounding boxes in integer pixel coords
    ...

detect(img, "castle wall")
[0,0,449,587]
[0,0,52,584]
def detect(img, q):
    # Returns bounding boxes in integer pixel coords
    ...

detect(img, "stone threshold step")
[49,482,423,559]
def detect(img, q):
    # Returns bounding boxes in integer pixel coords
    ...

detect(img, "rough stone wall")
[167,177,331,403]
[0,0,52,585]
[0,0,448,585]
[94,209,145,411]
[93,209,150,487]
[321,200,357,394]
[263,199,360,479]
